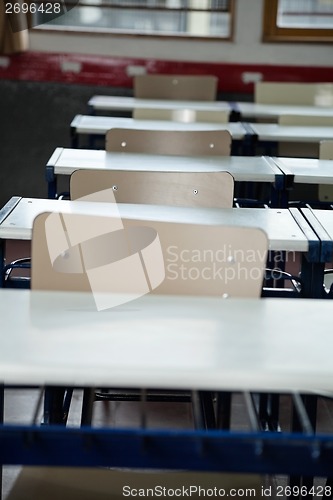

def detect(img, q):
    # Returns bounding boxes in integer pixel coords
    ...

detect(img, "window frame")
[32,0,236,42]
[262,0,333,43]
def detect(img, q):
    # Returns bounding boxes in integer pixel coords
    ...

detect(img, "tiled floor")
[3,388,333,499]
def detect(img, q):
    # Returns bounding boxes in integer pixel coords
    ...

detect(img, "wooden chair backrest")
[320,140,333,160]
[255,82,333,106]
[278,114,333,126]
[133,108,229,123]
[70,169,234,209]
[31,212,268,299]
[105,128,232,156]
[134,74,218,101]
[318,140,333,202]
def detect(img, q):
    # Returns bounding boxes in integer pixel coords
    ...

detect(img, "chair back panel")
[278,114,333,126]
[318,140,333,202]
[105,128,232,156]
[31,212,267,299]
[255,82,333,106]
[70,170,234,209]
[320,140,333,160]
[134,74,218,101]
[133,108,229,123]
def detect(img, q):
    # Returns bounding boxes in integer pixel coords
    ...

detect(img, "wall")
[1,0,333,94]
[28,0,333,66]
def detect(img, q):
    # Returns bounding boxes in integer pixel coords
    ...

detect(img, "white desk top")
[87,96,333,122]
[71,115,247,140]
[308,209,333,239]
[88,95,231,113]
[273,157,333,184]
[0,197,311,252]
[251,123,333,143]
[235,101,333,121]
[48,148,279,183]
[1,289,333,394]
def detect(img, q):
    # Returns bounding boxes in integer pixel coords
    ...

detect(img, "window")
[263,0,333,42]
[34,0,234,40]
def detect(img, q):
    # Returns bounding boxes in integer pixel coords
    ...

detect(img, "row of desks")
[2,94,333,493]
[1,198,333,486]
[1,196,333,298]
[70,114,333,155]
[46,147,333,208]
[71,115,333,151]
[88,95,333,121]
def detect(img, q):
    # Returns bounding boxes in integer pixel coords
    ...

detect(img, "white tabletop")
[307,209,333,238]
[272,157,333,184]
[251,123,333,143]
[48,148,280,183]
[1,289,333,394]
[70,115,247,140]
[235,101,333,121]
[88,95,231,113]
[0,197,311,252]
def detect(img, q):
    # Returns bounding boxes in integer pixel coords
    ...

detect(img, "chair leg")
[216,391,232,430]
[191,390,216,430]
[43,387,68,425]
[199,391,216,429]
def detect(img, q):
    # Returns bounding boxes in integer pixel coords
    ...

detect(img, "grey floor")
[3,388,333,499]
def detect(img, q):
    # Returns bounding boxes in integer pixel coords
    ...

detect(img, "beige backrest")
[105,128,232,156]
[70,170,234,209]
[278,114,333,126]
[31,212,268,299]
[255,82,333,106]
[133,108,229,123]
[318,140,333,202]
[320,140,333,160]
[134,74,218,101]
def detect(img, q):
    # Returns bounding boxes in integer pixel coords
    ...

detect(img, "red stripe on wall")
[0,51,333,94]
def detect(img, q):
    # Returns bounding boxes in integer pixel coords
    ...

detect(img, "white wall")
[29,0,333,67]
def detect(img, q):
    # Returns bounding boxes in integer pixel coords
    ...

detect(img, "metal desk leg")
[0,241,5,289]
[45,165,57,199]
[301,257,325,299]
[81,388,95,427]
[43,387,69,425]
[216,392,232,430]
[290,394,318,498]
[199,391,216,429]
[0,384,3,500]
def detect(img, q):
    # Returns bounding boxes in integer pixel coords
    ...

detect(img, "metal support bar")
[1,425,333,477]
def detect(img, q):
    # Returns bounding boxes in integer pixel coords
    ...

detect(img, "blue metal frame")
[1,424,333,478]
[0,197,22,289]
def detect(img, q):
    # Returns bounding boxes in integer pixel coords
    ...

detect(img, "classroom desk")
[88,95,233,117]
[87,95,333,123]
[300,207,333,265]
[0,197,320,297]
[2,289,333,481]
[250,123,333,156]
[232,101,333,122]
[70,115,255,154]
[46,147,284,203]
[287,206,333,301]
[272,157,333,203]
[251,124,333,143]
